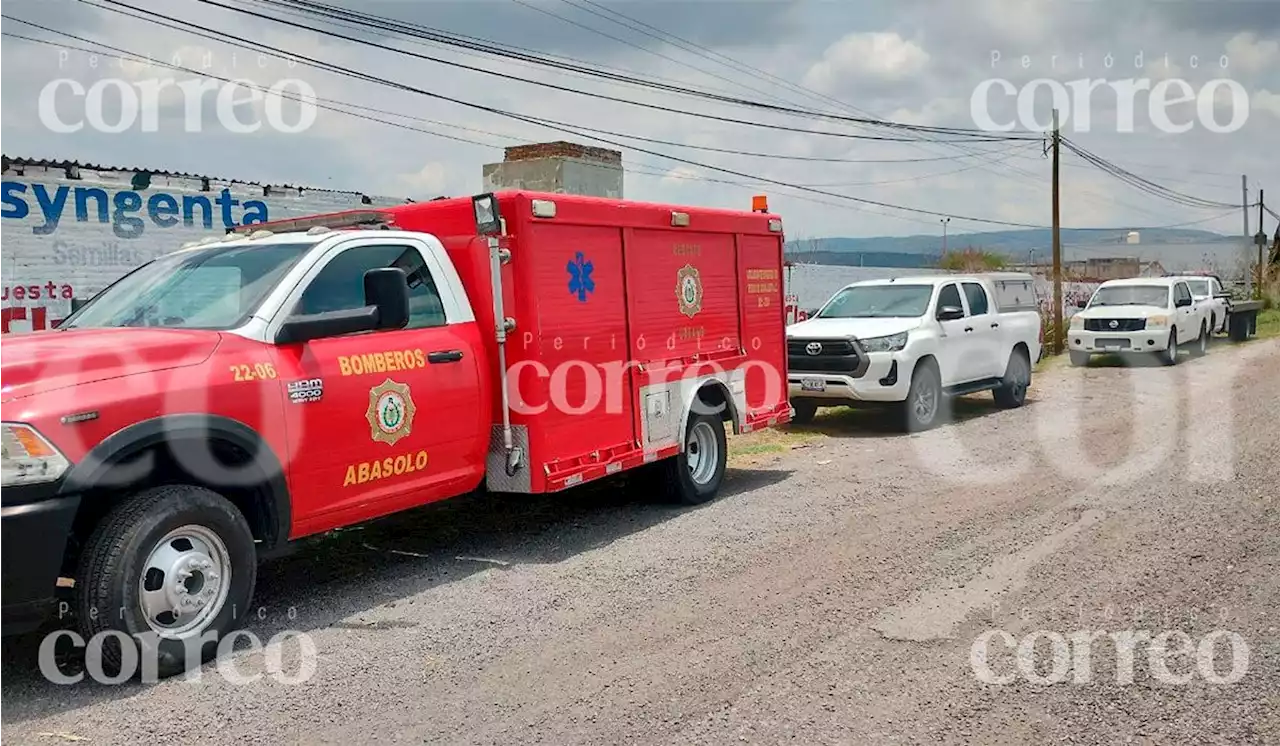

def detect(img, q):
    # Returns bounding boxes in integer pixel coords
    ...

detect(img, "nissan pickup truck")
[1068,276,1210,366]
[784,272,1043,431]
[0,191,791,677]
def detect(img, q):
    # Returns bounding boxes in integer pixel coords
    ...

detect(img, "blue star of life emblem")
[567,251,595,302]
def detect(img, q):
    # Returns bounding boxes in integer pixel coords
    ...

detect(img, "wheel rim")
[912,377,937,423]
[1200,330,1207,353]
[138,525,232,639]
[686,421,720,486]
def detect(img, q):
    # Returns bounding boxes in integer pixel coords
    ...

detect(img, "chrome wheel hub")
[686,421,720,486]
[139,525,232,639]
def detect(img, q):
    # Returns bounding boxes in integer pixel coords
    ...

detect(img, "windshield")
[817,284,934,318]
[1184,279,1210,296]
[1088,285,1170,308]
[62,242,314,330]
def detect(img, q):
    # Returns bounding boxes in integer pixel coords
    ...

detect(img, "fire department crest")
[675,264,703,318]
[366,378,416,446]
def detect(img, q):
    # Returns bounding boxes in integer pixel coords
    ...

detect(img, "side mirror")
[1175,295,1192,308]
[275,268,410,345]
[1075,299,1088,309]
[936,305,965,321]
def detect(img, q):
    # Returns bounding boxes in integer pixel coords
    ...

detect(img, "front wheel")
[1192,323,1208,357]
[1159,330,1179,366]
[75,485,258,679]
[790,399,818,425]
[658,411,728,505]
[900,362,947,432]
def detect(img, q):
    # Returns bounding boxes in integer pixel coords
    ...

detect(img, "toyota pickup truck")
[1068,276,1210,366]
[785,273,1042,431]
[0,191,791,676]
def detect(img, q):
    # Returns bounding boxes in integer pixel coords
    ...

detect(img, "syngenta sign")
[972,53,1250,133]
[38,77,318,134]
[1,182,269,237]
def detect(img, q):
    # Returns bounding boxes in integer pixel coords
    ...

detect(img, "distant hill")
[786,228,1236,257]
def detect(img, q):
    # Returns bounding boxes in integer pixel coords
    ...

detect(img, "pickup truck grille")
[1084,318,1146,332]
[788,338,861,374]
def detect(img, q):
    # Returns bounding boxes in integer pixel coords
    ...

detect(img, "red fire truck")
[0,190,791,675]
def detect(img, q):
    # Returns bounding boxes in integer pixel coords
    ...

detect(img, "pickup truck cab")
[1068,276,1209,366]
[1166,274,1230,334]
[785,273,1042,431]
[0,191,791,676]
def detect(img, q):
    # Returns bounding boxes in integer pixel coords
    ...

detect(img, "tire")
[75,484,257,679]
[1159,329,1179,366]
[900,361,947,432]
[790,399,818,425]
[993,349,1031,409]
[1192,323,1208,358]
[657,411,728,505]
[1210,313,1217,335]
[1069,350,1091,368]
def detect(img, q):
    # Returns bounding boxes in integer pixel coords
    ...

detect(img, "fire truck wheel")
[664,412,728,505]
[75,484,258,679]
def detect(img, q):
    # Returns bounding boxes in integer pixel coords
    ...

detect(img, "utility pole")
[1051,109,1063,354]
[941,217,950,254]
[1257,189,1266,299]
[1243,175,1251,294]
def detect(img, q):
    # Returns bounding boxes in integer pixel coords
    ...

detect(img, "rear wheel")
[1069,351,1091,367]
[75,485,257,679]
[657,411,727,505]
[1192,322,1208,357]
[993,349,1031,408]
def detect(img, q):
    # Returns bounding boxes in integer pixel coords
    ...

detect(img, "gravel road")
[3,340,1278,745]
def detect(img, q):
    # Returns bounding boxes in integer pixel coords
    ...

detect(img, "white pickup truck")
[1068,276,1210,366]
[785,273,1043,431]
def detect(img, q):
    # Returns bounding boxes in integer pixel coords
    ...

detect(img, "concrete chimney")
[482,141,623,198]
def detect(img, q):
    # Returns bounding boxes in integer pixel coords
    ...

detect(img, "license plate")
[1097,338,1127,350]
[801,378,826,392]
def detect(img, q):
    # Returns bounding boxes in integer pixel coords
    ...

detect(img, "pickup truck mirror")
[936,305,965,321]
[1175,295,1193,308]
[274,268,411,345]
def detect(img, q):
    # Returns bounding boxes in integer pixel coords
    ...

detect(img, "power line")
[189,0,1035,142]
[1061,138,1242,210]
[12,12,1050,229]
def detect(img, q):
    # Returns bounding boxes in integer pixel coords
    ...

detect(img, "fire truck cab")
[0,190,791,676]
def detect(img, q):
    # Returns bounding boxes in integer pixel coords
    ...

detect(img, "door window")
[295,244,447,329]
[936,283,965,317]
[961,282,990,315]
[1174,283,1191,306]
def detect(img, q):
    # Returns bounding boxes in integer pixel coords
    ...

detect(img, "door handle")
[427,350,464,363]
[964,326,974,333]
[990,322,999,328]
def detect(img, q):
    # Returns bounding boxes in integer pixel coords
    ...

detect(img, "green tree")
[937,246,1008,272]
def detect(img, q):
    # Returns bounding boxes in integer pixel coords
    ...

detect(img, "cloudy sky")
[2,0,1277,241]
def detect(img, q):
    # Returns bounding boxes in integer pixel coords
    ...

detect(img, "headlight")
[1070,315,1084,329]
[1146,315,1170,328]
[858,331,908,353]
[1,423,70,487]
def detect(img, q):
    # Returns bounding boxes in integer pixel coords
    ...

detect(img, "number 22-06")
[231,363,278,382]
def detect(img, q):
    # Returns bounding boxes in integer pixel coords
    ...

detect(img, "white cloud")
[1254,90,1280,120]
[801,32,930,94]
[1224,32,1280,74]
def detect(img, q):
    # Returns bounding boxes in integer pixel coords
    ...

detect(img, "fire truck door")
[270,240,485,532]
